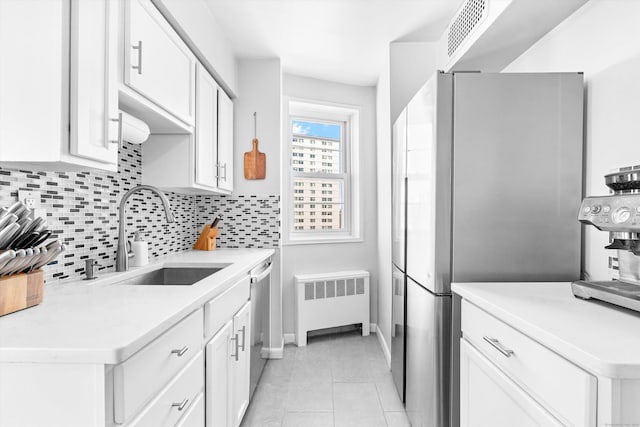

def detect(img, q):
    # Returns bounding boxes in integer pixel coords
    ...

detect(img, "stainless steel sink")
[116,267,225,286]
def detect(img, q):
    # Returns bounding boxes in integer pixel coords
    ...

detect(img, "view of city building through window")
[291,119,346,232]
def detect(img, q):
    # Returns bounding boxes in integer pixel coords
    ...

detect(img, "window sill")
[284,235,363,246]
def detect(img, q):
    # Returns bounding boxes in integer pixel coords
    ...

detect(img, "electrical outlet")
[18,190,40,210]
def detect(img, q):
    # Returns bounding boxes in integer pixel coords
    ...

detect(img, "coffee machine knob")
[612,207,631,224]
[591,205,602,214]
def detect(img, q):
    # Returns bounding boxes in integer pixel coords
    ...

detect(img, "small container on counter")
[129,231,149,267]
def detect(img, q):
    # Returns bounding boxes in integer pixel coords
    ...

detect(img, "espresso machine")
[572,166,640,310]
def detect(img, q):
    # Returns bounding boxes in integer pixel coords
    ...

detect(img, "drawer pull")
[239,325,246,351]
[231,334,239,361]
[171,398,189,411]
[171,346,189,357]
[483,336,514,358]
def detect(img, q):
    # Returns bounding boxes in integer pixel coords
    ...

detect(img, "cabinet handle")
[214,162,220,179]
[230,334,239,361]
[132,41,143,75]
[109,113,122,146]
[483,336,514,358]
[171,398,189,411]
[170,346,189,357]
[221,163,227,181]
[239,325,246,351]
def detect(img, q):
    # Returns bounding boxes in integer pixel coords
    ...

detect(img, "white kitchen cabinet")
[204,299,251,427]
[0,0,119,171]
[142,64,234,195]
[217,88,234,192]
[231,301,251,427]
[460,339,562,427]
[123,0,196,126]
[205,321,233,427]
[0,253,273,427]
[195,64,219,189]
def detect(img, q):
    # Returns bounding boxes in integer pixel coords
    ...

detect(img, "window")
[284,99,361,243]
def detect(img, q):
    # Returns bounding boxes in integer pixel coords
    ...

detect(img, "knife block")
[193,225,218,251]
[0,269,44,317]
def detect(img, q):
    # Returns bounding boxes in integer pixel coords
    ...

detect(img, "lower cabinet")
[0,270,259,427]
[460,339,562,426]
[127,351,204,427]
[459,300,597,427]
[205,301,252,427]
[231,302,251,427]
[206,321,233,427]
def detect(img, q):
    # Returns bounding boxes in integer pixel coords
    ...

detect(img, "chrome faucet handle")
[84,258,99,280]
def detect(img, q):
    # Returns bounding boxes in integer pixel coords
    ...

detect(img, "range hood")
[438,0,589,72]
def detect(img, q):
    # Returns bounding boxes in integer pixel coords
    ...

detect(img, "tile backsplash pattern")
[196,195,280,248]
[0,142,279,284]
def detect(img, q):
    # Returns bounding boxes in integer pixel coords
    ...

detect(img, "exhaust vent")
[447,0,488,57]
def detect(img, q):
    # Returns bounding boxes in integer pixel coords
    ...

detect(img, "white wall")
[233,59,282,197]
[504,0,640,280]
[231,58,284,351]
[390,42,438,124]
[154,0,238,95]
[376,44,393,362]
[281,74,378,337]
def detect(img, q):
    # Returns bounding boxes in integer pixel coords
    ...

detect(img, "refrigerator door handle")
[483,336,515,358]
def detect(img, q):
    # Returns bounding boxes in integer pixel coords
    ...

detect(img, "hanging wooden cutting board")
[244,138,266,179]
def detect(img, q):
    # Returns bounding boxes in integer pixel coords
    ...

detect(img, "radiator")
[294,270,370,346]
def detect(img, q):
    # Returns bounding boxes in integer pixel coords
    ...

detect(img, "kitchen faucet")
[116,185,175,272]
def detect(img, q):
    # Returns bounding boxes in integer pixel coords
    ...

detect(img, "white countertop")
[0,249,273,365]
[452,282,640,379]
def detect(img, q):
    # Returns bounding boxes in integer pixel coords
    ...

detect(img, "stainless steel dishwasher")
[249,259,272,399]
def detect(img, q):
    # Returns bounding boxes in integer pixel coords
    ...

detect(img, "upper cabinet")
[123,0,196,127]
[217,89,234,193]
[195,65,219,189]
[143,63,234,194]
[0,0,119,171]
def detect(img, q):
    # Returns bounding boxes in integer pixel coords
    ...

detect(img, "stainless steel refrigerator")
[391,72,584,427]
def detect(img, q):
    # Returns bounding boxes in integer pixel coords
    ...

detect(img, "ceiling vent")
[447,0,488,58]
[438,0,588,72]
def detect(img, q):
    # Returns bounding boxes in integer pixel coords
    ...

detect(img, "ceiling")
[204,0,464,86]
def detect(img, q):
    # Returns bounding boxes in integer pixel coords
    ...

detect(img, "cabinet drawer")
[129,351,204,427]
[461,300,596,426]
[204,276,250,339]
[176,392,204,427]
[115,309,204,423]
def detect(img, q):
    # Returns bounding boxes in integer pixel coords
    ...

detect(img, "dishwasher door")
[249,259,272,399]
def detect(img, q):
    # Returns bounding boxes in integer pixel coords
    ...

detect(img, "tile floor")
[241,331,410,427]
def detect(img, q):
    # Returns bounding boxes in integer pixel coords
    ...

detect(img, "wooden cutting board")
[244,138,266,179]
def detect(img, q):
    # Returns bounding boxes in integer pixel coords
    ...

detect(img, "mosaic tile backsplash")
[0,142,280,284]
[196,195,280,248]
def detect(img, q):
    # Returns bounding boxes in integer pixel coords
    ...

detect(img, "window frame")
[283,98,362,245]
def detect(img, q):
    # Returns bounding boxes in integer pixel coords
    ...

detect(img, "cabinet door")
[460,339,562,427]
[69,0,118,165]
[231,301,251,427]
[125,0,196,125]
[205,321,233,427]
[217,89,234,192]
[195,65,219,189]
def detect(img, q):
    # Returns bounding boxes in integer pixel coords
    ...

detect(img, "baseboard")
[376,328,391,368]
[263,341,284,359]
[284,333,296,344]
[369,323,377,333]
